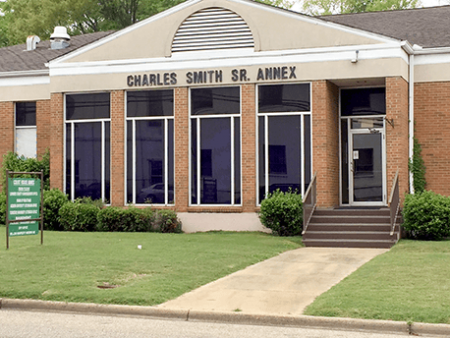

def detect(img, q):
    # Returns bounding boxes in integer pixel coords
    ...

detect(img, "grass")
[304,240,450,324]
[0,229,302,306]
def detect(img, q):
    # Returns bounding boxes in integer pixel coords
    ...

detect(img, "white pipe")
[409,54,415,194]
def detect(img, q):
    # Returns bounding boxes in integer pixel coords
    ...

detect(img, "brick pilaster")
[110,90,125,206]
[50,93,64,191]
[0,101,14,192]
[37,100,51,157]
[312,80,340,208]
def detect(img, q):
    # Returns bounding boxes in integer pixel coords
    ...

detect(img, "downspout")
[401,41,415,194]
[409,54,414,194]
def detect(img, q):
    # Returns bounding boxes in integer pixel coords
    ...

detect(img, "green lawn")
[0,229,302,306]
[305,240,450,324]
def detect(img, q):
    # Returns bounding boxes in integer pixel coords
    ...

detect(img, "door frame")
[340,116,387,206]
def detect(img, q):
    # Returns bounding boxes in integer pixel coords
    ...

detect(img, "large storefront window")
[258,84,311,204]
[190,87,241,205]
[15,102,37,158]
[65,93,110,202]
[126,90,174,205]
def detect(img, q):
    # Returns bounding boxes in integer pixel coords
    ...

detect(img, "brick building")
[0,1,448,236]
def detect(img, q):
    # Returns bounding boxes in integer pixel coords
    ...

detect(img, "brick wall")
[37,100,51,157]
[415,81,450,195]
[0,101,14,191]
[49,93,64,191]
[111,91,125,206]
[241,84,257,212]
[386,77,409,200]
[312,80,340,208]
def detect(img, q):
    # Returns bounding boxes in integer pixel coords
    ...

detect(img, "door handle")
[350,161,354,172]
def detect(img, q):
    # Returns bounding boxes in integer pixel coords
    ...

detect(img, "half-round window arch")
[172,7,255,53]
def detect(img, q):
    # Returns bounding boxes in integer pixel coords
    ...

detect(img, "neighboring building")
[0,1,449,233]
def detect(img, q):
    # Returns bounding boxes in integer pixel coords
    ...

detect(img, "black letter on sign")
[142,74,149,86]
[170,73,177,85]
[240,69,248,81]
[186,72,193,84]
[127,75,134,86]
[257,68,264,81]
[289,67,297,79]
[134,75,141,86]
[231,69,239,82]
[282,67,288,79]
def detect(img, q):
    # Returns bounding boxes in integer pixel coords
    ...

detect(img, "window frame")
[15,101,37,158]
[256,83,313,206]
[64,92,111,203]
[189,86,242,206]
[125,90,175,206]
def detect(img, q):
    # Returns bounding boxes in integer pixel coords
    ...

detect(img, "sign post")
[5,170,44,249]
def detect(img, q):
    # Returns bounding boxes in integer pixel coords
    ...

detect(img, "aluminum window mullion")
[164,119,169,205]
[132,120,136,204]
[197,118,201,205]
[71,123,75,201]
[101,121,105,202]
[264,115,269,198]
[231,116,235,205]
[301,115,305,197]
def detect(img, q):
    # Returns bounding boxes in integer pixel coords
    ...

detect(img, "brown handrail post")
[302,172,317,235]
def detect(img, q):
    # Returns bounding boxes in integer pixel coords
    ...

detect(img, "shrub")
[0,192,6,225]
[1,150,50,191]
[97,206,157,232]
[259,189,303,236]
[409,136,426,193]
[43,189,69,231]
[59,201,100,232]
[155,209,182,233]
[402,190,450,240]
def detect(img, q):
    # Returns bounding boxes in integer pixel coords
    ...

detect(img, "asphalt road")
[0,309,419,338]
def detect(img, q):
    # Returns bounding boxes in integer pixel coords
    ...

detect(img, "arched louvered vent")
[172,7,254,53]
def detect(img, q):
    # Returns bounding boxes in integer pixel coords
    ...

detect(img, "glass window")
[66,93,110,120]
[258,84,310,113]
[341,88,385,116]
[191,87,241,205]
[127,90,173,117]
[65,93,110,202]
[258,84,311,204]
[126,90,174,205]
[15,102,36,158]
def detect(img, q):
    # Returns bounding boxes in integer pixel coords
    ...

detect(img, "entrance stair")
[302,208,399,248]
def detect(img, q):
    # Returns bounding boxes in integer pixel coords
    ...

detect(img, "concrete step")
[314,208,390,217]
[310,215,390,224]
[303,231,397,241]
[303,238,397,249]
[306,224,393,232]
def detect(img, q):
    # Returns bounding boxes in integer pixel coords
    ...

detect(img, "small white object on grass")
[137,245,142,250]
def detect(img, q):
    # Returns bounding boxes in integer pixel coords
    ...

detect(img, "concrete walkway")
[158,247,388,316]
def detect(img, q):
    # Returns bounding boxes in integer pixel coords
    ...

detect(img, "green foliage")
[155,209,182,233]
[97,206,156,232]
[402,191,450,240]
[0,192,6,225]
[409,136,426,194]
[256,0,295,9]
[43,189,69,231]
[302,0,418,15]
[259,189,303,236]
[59,200,100,231]
[1,150,50,191]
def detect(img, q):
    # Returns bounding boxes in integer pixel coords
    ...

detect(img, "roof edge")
[0,69,49,78]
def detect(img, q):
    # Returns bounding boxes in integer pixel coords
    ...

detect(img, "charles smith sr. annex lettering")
[127,66,297,87]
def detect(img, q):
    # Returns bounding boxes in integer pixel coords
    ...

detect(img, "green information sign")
[8,178,41,237]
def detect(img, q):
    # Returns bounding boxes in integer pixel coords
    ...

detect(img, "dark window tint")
[234,118,241,205]
[65,124,72,200]
[200,118,231,204]
[268,115,301,195]
[258,116,265,204]
[127,90,173,117]
[127,121,133,204]
[74,122,102,200]
[191,119,197,204]
[341,88,385,116]
[191,87,240,115]
[259,84,310,112]
[66,93,110,120]
[304,115,312,192]
[105,122,111,202]
[168,120,175,204]
[135,120,165,204]
[16,102,36,126]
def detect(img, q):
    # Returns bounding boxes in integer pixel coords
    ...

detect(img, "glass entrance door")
[351,132,384,204]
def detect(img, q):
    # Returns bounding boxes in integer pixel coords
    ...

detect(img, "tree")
[0,0,186,46]
[302,0,418,15]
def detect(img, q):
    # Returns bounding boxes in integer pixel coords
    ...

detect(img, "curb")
[1,298,450,336]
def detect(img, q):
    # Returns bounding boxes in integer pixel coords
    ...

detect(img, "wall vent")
[172,7,254,53]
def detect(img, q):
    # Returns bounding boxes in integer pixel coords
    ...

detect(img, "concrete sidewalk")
[158,247,387,316]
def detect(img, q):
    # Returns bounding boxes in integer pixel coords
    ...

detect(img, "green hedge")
[43,189,69,231]
[259,189,303,236]
[96,206,156,232]
[155,209,182,233]
[59,201,99,232]
[403,190,450,240]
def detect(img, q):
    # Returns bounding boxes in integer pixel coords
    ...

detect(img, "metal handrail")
[302,172,317,235]
[388,170,400,236]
